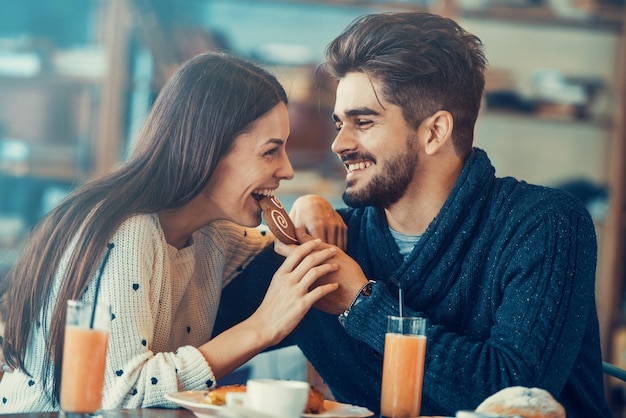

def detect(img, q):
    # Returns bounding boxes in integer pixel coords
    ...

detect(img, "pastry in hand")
[475,386,565,418]
[259,195,299,245]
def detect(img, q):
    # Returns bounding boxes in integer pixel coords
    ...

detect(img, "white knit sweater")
[0,213,273,412]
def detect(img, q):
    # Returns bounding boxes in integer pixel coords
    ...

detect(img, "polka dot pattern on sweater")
[0,215,273,411]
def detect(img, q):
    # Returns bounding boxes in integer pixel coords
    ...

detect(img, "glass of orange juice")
[380,316,427,418]
[60,300,111,416]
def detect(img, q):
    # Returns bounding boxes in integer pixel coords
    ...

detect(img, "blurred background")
[0,0,625,413]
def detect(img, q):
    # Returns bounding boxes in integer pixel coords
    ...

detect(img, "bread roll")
[475,386,565,418]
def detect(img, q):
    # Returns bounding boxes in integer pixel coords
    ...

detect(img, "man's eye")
[356,119,372,127]
[334,122,343,131]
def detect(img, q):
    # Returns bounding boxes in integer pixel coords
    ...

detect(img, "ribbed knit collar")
[352,147,496,306]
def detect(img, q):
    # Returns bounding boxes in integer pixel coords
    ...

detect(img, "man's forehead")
[335,73,384,114]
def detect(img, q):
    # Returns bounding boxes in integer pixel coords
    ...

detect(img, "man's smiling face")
[331,72,420,208]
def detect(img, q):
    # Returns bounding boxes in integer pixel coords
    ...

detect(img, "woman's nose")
[278,153,295,180]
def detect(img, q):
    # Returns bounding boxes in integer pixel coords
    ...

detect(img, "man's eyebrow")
[333,107,381,122]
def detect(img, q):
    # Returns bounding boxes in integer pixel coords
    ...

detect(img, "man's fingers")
[295,227,314,244]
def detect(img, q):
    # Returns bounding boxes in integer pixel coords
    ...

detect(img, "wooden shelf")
[596,6,626,400]
[0,143,83,181]
[252,0,432,9]
[244,1,624,30]
[0,68,106,83]
[461,4,623,32]
[0,0,130,191]
[481,108,614,128]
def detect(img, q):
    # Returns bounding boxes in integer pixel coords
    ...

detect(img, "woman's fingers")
[277,238,323,273]
[305,281,339,303]
[253,243,340,343]
[295,254,338,289]
[297,245,337,271]
[267,244,339,312]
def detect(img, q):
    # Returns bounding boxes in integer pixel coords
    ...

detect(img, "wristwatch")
[338,280,375,327]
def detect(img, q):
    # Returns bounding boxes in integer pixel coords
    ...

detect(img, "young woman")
[0,52,340,412]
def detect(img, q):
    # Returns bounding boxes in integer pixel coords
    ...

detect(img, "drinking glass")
[380,316,427,418]
[60,300,111,417]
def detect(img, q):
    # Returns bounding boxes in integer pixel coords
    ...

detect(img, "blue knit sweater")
[216,148,611,417]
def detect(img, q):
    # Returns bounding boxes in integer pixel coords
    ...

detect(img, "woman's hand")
[250,238,339,345]
[199,239,338,380]
[289,194,346,250]
[275,229,369,316]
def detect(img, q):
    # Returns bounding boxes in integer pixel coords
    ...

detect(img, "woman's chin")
[237,213,263,228]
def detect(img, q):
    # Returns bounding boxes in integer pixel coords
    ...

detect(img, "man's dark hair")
[323,12,487,157]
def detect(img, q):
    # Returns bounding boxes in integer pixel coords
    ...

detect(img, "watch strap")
[338,280,375,327]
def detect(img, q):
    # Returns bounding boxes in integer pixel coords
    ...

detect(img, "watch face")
[362,281,374,297]
[339,281,375,328]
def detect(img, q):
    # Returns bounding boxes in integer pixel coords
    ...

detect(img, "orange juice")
[60,326,110,413]
[380,333,427,417]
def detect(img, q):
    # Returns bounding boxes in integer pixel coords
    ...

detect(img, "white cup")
[225,378,310,418]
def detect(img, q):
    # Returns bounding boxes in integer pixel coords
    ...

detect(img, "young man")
[216,12,611,417]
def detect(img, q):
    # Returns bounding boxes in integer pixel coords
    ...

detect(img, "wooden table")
[3,409,195,418]
[2,408,447,418]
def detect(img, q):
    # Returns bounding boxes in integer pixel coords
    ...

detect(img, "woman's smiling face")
[201,102,294,227]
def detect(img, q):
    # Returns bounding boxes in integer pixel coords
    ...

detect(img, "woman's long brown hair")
[0,52,287,405]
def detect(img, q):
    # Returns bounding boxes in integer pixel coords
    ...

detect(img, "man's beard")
[342,135,418,208]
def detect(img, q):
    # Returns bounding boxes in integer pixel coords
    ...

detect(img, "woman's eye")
[264,148,279,157]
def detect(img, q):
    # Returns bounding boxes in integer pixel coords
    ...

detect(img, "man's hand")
[309,250,369,315]
[289,194,347,250]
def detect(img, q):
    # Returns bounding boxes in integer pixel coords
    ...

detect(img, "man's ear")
[423,110,453,156]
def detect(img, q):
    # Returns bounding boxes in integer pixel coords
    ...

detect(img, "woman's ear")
[423,110,453,156]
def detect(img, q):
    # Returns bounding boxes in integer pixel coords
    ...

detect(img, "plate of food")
[302,400,374,417]
[165,390,238,417]
[165,384,374,418]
